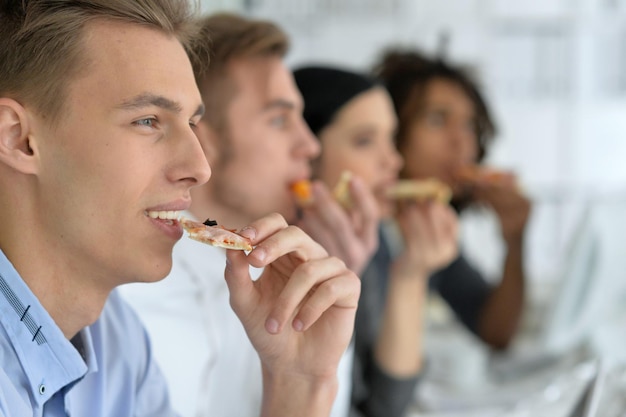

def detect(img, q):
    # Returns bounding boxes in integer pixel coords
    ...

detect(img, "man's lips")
[144,209,188,240]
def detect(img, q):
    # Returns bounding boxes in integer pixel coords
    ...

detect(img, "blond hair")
[190,13,290,132]
[0,0,208,121]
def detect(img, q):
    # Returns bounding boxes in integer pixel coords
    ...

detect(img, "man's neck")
[0,225,109,339]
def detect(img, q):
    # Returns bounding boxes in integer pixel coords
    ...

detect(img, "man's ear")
[0,98,38,174]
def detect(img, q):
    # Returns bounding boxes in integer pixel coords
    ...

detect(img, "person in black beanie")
[294,65,459,417]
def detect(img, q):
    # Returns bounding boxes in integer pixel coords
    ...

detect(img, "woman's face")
[400,78,479,195]
[316,87,402,218]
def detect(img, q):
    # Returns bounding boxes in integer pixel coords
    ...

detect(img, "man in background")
[121,12,378,417]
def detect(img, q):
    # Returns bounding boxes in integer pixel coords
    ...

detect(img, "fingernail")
[239,226,256,240]
[293,319,304,332]
[266,318,279,334]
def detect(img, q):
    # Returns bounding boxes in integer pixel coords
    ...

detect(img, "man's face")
[202,56,320,225]
[400,78,479,195]
[31,20,211,288]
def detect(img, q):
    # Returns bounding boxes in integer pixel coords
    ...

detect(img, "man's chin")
[138,258,174,284]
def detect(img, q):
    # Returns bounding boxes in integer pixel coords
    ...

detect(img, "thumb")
[224,249,256,315]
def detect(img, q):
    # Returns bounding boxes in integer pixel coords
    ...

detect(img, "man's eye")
[270,116,286,128]
[134,118,157,128]
[353,136,373,147]
[426,113,445,126]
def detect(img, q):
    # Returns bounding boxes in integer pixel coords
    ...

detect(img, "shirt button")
[39,384,46,395]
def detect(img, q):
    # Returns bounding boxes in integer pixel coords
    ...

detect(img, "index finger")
[240,217,328,267]
[346,175,380,238]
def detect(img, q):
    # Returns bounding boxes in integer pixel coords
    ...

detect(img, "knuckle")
[329,255,347,270]
[286,224,304,236]
[297,261,318,279]
[270,212,288,227]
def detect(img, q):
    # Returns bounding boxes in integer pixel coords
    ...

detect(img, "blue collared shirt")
[0,250,178,417]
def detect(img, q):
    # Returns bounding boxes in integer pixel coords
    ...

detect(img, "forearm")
[478,237,525,349]
[260,368,338,417]
[374,272,428,377]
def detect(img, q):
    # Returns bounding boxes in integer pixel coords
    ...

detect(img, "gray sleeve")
[350,350,419,417]
[429,254,492,335]
[350,239,420,417]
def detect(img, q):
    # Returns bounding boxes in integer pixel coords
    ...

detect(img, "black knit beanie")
[293,66,378,135]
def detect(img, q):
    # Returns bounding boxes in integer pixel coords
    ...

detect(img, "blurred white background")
[199,0,626,310]
[198,0,626,413]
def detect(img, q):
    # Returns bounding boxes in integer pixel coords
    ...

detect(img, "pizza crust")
[180,218,253,251]
[386,179,452,204]
[456,166,508,184]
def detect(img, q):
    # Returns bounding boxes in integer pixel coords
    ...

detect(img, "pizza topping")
[180,217,253,251]
[291,179,313,206]
[203,218,218,227]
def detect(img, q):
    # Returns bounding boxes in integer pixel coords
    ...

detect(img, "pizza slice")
[386,178,452,204]
[332,170,353,209]
[455,165,509,184]
[290,179,313,206]
[291,171,354,209]
[180,217,253,251]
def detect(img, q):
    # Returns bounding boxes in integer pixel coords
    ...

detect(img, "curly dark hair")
[372,48,496,163]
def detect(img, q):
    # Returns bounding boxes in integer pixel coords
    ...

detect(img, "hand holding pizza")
[455,165,531,243]
[393,201,459,280]
[469,172,531,244]
[479,186,531,244]
[223,213,360,399]
[295,176,379,276]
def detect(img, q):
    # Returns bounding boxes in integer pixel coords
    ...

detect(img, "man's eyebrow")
[118,93,205,118]
[263,99,297,112]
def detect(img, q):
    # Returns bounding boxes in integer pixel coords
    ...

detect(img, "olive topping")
[203,219,218,227]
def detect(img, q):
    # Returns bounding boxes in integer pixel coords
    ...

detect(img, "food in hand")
[386,178,452,204]
[333,170,353,209]
[290,179,313,206]
[181,217,253,251]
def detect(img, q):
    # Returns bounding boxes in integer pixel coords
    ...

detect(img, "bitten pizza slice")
[332,170,353,209]
[386,178,452,204]
[180,217,253,251]
[290,179,314,206]
[455,165,509,184]
[290,171,355,209]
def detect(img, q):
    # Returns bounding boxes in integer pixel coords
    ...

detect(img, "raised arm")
[223,213,361,417]
[376,202,458,376]
[355,202,458,417]
[473,174,531,349]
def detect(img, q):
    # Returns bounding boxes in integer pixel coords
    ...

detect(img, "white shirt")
[120,218,353,417]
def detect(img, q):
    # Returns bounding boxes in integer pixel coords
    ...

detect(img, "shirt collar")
[0,249,91,406]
